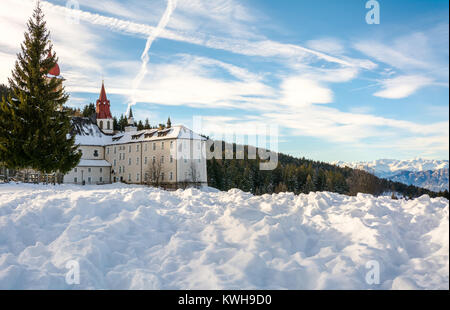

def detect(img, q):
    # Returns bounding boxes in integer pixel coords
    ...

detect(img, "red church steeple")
[96,81,112,119]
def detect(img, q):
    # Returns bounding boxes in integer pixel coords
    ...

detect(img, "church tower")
[96,81,114,134]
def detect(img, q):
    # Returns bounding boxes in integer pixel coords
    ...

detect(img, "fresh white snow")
[0,183,448,290]
[77,159,111,167]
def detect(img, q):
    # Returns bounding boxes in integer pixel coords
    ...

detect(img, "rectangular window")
[144,157,147,165]
[161,156,164,163]
[161,172,164,181]
[153,143,156,151]
[145,173,148,181]
[100,177,103,182]
[107,148,110,154]
[145,144,148,152]
[170,155,173,163]
[129,145,131,153]
[137,173,140,181]
[136,157,139,165]
[128,158,131,166]
[114,159,116,167]
[74,168,77,173]
[128,174,131,182]
[100,168,103,173]
[119,166,122,173]
[170,172,173,180]
[136,144,139,151]
[74,177,77,183]
[88,177,91,183]
[152,156,156,164]
[88,168,91,173]
[114,147,117,154]
[170,141,173,149]
[161,142,164,150]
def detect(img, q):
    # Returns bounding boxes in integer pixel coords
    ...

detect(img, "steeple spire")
[127,107,135,125]
[96,81,112,119]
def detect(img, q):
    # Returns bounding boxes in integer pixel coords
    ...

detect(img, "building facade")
[63,83,207,187]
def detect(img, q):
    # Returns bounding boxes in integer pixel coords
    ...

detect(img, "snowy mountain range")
[332,159,449,192]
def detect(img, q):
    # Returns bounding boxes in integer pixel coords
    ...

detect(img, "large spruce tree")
[0,2,81,174]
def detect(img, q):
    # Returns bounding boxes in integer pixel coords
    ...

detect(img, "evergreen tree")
[0,84,10,101]
[0,2,81,174]
[144,118,150,129]
[118,114,128,131]
[82,103,96,118]
[303,175,316,193]
[137,120,144,131]
[113,116,119,131]
[167,117,172,128]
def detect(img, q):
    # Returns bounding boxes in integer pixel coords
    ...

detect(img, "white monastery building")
[63,82,207,187]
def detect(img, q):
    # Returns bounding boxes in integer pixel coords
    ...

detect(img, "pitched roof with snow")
[106,125,206,146]
[77,159,111,167]
[70,117,112,146]
[70,117,205,147]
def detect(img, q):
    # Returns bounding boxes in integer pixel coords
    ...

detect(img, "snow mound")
[0,183,448,289]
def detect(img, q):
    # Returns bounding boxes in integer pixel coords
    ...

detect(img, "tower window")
[107,121,110,130]
[94,150,99,157]
[99,121,103,129]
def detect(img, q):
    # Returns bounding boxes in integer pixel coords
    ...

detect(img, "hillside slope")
[207,144,448,199]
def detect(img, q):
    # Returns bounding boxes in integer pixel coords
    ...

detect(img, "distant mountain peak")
[332,158,449,192]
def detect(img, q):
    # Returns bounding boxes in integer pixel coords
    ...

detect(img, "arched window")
[107,121,110,130]
[99,120,103,129]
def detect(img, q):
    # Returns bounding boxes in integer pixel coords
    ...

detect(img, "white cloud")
[34,0,375,70]
[306,38,345,55]
[281,77,333,108]
[374,75,434,99]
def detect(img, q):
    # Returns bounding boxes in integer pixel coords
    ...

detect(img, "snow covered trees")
[0,2,81,174]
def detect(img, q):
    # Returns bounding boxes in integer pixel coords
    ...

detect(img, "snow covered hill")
[0,183,448,289]
[333,159,449,191]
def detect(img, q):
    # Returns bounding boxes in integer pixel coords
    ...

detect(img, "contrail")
[127,0,178,115]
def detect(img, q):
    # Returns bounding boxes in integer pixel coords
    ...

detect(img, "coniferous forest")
[207,142,449,199]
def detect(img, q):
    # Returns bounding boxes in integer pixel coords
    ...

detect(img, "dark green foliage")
[0,2,81,174]
[113,116,119,131]
[144,118,150,129]
[137,120,144,131]
[207,141,447,199]
[0,84,11,102]
[82,103,96,117]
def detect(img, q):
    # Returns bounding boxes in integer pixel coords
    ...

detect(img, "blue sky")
[0,0,448,162]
